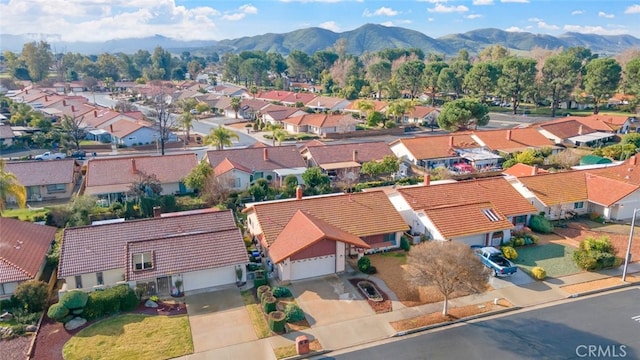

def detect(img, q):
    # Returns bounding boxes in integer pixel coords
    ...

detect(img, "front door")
[157,276,171,295]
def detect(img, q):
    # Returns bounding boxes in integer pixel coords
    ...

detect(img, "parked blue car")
[472,246,518,277]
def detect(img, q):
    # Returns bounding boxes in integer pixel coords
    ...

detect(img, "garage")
[182,266,237,292]
[454,234,486,247]
[290,255,336,281]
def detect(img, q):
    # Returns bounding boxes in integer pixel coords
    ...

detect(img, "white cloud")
[501,0,529,3]
[319,20,340,31]
[563,24,629,35]
[427,4,469,13]
[571,10,584,15]
[380,21,394,26]
[466,14,483,19]
[239,4,258,14]
[363,6,398,17]
[222,3,258,21]
[537,21,559,30]
[505,26,525,32]
[528,17,542,22]
[418,0,449,2]
[598,11,614,18]
[625,4,640,13]
[473,0,493,5]
[428,17,435,22]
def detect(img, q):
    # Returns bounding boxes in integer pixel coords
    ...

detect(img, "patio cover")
[89,129,109,135]
[273,167,307,177]
[84,184,128,196]
[320,161,361,171]
[568,132,614,143]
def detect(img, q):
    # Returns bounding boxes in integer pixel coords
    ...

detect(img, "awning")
[568,132,614,143]
[273,167,307,177]
[89,129,109,135]
[320,161,361,171]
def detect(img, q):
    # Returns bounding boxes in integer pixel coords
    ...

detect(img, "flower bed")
[348,278,392,313]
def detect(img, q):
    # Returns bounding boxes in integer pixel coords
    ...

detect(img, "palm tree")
[356,100,375,121]
[230,97,242,119]
[178,112,194,146]
[205,126,240,150]
[0,159,26,214]
[272,128,287,146]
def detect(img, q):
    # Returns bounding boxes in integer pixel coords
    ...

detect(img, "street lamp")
[622,208,637,282]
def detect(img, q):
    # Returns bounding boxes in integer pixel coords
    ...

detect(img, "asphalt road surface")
[324,287,640,360]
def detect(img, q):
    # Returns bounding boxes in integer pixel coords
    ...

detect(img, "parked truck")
[472,246,518,277]
[34,151,67,160]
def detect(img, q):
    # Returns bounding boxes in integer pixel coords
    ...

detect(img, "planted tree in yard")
[437,98,489,131]
[205,126,239,150]
[583,58,622,114]
[404,241,489,316]
[574,236,620,270]
[0,159,26,214]
[183,161,213,193]
[14,280,49,312]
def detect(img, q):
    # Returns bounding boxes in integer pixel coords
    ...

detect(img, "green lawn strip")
[514,243,582,278]
[2,207,49,221]
[62,314,193,360]
[241,290,271,338]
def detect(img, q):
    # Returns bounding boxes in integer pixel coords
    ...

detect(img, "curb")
[283,349,332,360]
[393,306,523,337]
[567,282,634,299]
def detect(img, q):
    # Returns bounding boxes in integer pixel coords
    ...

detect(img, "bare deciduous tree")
[404,241,489,316]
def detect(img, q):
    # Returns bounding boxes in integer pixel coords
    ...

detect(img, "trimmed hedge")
[262,295,277,314]
[272,286,292,298]
[260,291,273,303]
[59,290,89,310]
[268,311,286,333]
[47,303,69,323]
[284,303,305,323]
[531,267,546,280]
[357,256,377,274]
[83,284,139,321]
[400,236,411,252]
[254,271,268,287]
[529,215,554,234]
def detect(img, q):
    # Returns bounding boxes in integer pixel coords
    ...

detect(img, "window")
[514,215,527,225]
[96,272,104,285]
[133,252,153,271]
[574,202,584,209]
[75,275,83,289]
[384,233,397,246]
[46,184,66,193]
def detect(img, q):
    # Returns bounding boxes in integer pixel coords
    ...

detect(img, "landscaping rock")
[64,317,86,331]
[0,312,13,321]
[144,299,158,308]
[0,326,13,337]
[25,325,37,332]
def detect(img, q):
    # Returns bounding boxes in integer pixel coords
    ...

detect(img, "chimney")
[531,165,539,176]
[109,124,114,133]
[25,89,28,95]
[153,206,162,218]
[63,99,67,106]
[263,148,268,161]
[295,185,303,200]
[424,174,431,186]
[449,136,454,147]
[45,95,48,102]
[506,130,512,141]
[578,125,583,135]
[94,110,98,117]
[131,158,137,173]
[71,105,75,112]
[632,156,638,166]
[352,150,358,163]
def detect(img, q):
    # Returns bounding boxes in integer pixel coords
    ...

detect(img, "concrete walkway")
[174,263,640,360]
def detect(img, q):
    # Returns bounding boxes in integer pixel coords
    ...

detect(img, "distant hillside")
[2,25,639,56]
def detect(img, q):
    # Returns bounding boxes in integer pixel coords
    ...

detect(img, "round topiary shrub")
[357,256,377,274]
[531,267,546,280]
[262,295,277,314]
[257,285,271,300]
[47,303,70,323]
[529,215,554,234]
[268,311,286,333]
[501,246,518,260]
[284,303,305,323]
[60,290,89,310]
[400,236,411,252]
[272,286,292,298]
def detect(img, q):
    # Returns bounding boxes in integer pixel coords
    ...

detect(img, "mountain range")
[2,24,639,56]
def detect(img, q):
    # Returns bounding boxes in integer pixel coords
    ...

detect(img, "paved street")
[323,287,640,360]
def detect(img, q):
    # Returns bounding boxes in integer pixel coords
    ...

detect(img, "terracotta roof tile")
[586,174,639,206]
[398,177,536,216]
[245,192,409,247]
[517,171,589,205]
[269,210,370,263]
[0,218,57,283]
[390,134,480,160]
[502,163,548,177]
[59,209,239,278]
[423,202,514,239]
[302,141,393,165]
[539,119,596,139]
[205,146,306,172]
[472,128,556,153]
[213,158,252,176]
[283,113,357,128]
[5,159,77,186]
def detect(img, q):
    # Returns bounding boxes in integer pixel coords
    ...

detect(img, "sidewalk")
[175,263,640,360]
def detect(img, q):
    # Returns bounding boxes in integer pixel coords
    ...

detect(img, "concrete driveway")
[489,269,535,289]
[185,287,257,352]
[289,275,375,327]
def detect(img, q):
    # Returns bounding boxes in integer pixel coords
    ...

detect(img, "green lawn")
[240,290,271,338]
[62,314,193,360]
[2,207,49,221]
[514,243,582,278]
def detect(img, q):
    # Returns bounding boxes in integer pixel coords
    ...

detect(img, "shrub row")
[48,285,138,323]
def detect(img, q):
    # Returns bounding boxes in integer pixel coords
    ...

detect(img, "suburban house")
[1,218,57,299]
[510,156,640,221]
[470,128,560,155]
[58,209,249,296]
[343,99,388,118]
[260,104,308,126]
[403,106,440,126]
[208,84,248,98]
[389,134,483,170]
[536,119,615,147]
[300,141,395,181]
[280,92,318,107]
[83,153,198,205]
[502,163,548,178]
[203,146,307,190]
[108,119,157,147]
[255,90,294,103]
[243,190,409,281]
[5,159,82,202]
[565,114,635,134]
[237,98,272,120]
[388,176,537,246]
[305,96,351,112]
[282,113,358,136]
[0,124,14,147]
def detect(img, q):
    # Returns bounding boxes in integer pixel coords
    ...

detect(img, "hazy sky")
[1,0,639,42]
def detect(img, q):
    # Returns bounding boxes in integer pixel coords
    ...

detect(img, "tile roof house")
[243,190,409,281]
[1,218,57,298]
[58,209,248,295]
[282,113,358,136]
[305,96,351,112]
[0,124,14,147]
[84,153,198,205]
[566,114,635,134]
[204,146,307,190]
[343,99,388,116]
[5,159,82,202]
[389,134,482,169]
[471,128,559,154]
[108,119,156,147]
[388,177,537,247]
[300,141,395,181]
[260,104,308,126]
[509,156,640,221]
[281,92,318,107]
[502,163,548,178]
[403,106,440,126]
[536,119,615,147]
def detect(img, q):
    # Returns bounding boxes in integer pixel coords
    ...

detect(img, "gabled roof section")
[0,124,15,139]
[423,202,514,239]
[0,218,57,283]
[255,90,292,102]
[305,96,348,108]
[213,158,253,176]
[568,114,632,131]
[302,141,393,165]
[205,146,306,172]
[345,99,388,112]
[502,163,548,177]
[398,177,536,216]
[109,119,151,138]
[390,134,479,160]
[517,171,589,206]
[269,210,370,263]
[5,159,77,186]
[281,92,317,105]
[471,128,556,153]
[407,106,438,118]
[586,173,639,206]
[59,209,239,278]
[283,113,356,128]
[539,119,596,139]
[245,191,409,246]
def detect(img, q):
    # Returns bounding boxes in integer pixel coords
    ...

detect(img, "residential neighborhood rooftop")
[0,218,57,283]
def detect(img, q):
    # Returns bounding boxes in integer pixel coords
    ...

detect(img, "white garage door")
[290,255,335,281]
[182,266,235,292]
[455,234,485,247]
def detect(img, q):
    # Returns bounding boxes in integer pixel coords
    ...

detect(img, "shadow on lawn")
[73,314,147,337]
